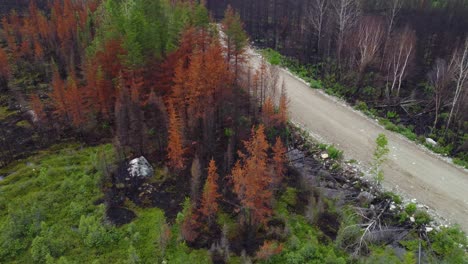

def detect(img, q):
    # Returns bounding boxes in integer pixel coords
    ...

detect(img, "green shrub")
[327,145,343,160]
[405,203,417,215]
[281,187,298,207]
[453,157,468,169]
[78,209,115,248]
[354,101,369,112]
[371,134,389,184]
[381,192,402,204]
[364,246,402,264]
[429,226,467,263]
[400,128,417,141]
[318,143,328,151]
[262,48,283,65]
[414,210,431,226]
[309,79,323,89]
[386,111,399,120]
[31,236,51,263]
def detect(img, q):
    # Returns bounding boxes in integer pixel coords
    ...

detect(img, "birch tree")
[381,0,403,70]
[332,0,360,68]
[385,26,416,99]
[427,59,453,130]
[446,38,468,131]
[307,0,329,54]
[355,16,385,88]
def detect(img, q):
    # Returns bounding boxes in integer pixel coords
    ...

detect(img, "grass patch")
[262,48,283,66]
[16,120,32,128]
[0,144,211,263]
[327,145,344,160]
[0,106,15,121]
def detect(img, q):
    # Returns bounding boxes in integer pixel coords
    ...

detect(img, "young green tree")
[371,133,390,184]
[221,5,248,79]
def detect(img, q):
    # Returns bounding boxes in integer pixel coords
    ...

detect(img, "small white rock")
[425,138,437,146]
[410,216,415,223]
[321,153,329,159]
[390,204,397,211]
[425,227,434,232]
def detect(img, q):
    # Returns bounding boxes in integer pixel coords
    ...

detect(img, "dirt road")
[247,50,468,232]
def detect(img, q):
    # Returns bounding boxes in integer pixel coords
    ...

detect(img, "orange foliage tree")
[0,47,11,90]
[166,99,186,170]
[65,76,87,127]
[271,137,287,188]
[199,159,221,223]
[29,94,46,122]
[49,68,69,121]
[231,125,272,227]
[261,97,276,128]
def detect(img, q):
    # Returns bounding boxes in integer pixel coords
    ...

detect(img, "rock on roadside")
[127,156,154,178]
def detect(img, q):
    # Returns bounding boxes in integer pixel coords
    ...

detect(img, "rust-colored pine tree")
[232,125,272,226]
[65,76,87,127]
[166,99,185,170]
[203,41,230,106]
[271,137,287,187]
[29,94,46,122]
[262,97,276,128]
[0,47,11,90]
[185,49,203,128]
[199,159,221,222]
[50,68,69,120]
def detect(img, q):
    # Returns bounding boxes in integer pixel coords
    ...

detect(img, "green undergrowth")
[0,141,465,263]
[0,144,210,263]
[0,106,15,121]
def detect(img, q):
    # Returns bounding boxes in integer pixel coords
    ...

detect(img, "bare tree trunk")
[428,58,453,130]
[332,0,360,70]
[308,0,329,56]
[446,38,468,132]
[385,27,416,99]
[354,16,385,94]
[381,0,402,71]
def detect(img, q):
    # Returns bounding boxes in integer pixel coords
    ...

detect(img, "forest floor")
[246,48,468,233]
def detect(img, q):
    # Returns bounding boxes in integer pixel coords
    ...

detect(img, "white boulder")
[127,156,154,178]
[425,138,437,146]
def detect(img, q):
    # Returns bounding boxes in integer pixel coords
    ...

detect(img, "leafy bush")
[327,145,344,160]
[262,48,283,65]
[414,210,431,226]
[371,134,389,184]
[386,111,399,120]
[381,192,402,205]
[309,79,323,89]
[78,210,116,248]
[281,187,298,207]
[363,246,402,264]
[429,226,467,263]
[400,128,417,141]
[354,101,369,112]
[31,236,51,263]
[405,203,417,215]
[318,143,328,151]
[453,157,468,169]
